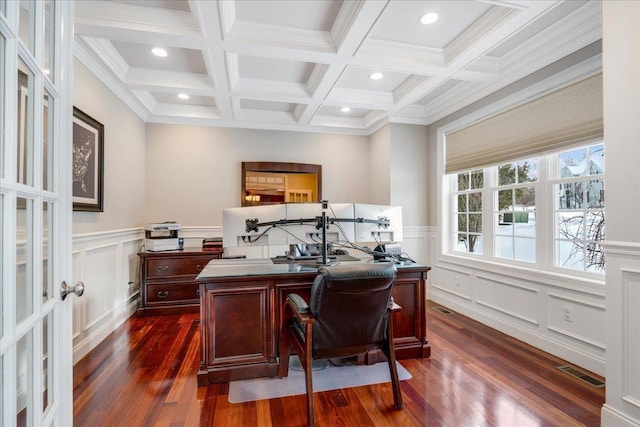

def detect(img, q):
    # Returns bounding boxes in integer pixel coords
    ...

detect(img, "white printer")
[145,222,182,251]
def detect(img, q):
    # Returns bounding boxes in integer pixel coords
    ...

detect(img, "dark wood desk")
[196,259,430,385]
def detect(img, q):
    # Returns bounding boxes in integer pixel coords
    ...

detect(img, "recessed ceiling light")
[341,107,351,113]
[151,47,168,57]
[369,72,383,80]
[178,93,190,100]
[420,12,438,25]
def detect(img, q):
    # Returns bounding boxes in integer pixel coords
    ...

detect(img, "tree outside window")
[555,144,605,271]
[455,170,483,254]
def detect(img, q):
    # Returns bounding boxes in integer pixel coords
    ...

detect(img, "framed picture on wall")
[72,107,104,212]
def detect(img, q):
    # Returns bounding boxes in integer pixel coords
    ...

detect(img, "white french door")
[1,1,75,426]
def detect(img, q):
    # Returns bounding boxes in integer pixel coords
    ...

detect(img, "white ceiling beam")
[126,68,213,92]
[75,1,204,49]
[191,0,234,120]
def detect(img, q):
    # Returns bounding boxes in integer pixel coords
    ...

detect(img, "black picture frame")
[72,107,104,212]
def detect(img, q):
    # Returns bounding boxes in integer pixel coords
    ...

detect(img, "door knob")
[60,281,85,301]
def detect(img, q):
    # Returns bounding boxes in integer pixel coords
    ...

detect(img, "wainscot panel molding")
[429,253,606,376]
[72,228,144,363]
[398,226,434,266]
[601,240,640,427]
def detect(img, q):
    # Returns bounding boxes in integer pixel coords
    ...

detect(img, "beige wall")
[72,60,147,234]
[389,123,429,226]
[144,123,431,227]
[368,125,391,205]
[144,124,374,225]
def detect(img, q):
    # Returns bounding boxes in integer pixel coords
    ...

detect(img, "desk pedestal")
[197,263,430,385]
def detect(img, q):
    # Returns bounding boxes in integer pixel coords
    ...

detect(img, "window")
[553,144,604,272]
[495,160,538,262]
[453,170,483,254]
[448,142,604,274]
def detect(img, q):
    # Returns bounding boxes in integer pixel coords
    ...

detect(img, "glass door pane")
[17,61,34,186]
[16,197,34,324]
[43,1,55,82]
[18,0,35,54]
[1,33,4,179]
[43,90,54,191]
[17,331,34,426]
[42,312,54,416]
[42,201,53,303]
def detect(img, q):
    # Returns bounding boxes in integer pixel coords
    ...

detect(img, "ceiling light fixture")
[151,47,168,57]
[369,72,383,80]
[178,93,190,100]
[420,12,439,25]
[341,107,351,113]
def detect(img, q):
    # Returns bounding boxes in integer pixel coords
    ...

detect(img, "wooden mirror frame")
[241,162,322,206]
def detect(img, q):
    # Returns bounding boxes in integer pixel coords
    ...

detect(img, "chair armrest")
[388,301,402,313]
[285,294,314,324]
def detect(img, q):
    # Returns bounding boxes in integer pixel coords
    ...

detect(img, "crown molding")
[74,40,150,121]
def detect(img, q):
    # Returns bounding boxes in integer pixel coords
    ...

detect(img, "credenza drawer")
[146,282,200,304]
[138,249,223,315]
[146,256,212,278]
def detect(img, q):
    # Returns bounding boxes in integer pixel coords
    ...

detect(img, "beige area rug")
[228,357,411,403]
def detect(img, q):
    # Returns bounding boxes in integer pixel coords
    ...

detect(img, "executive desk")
[196,259,431,385]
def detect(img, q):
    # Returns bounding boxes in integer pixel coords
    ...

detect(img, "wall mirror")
[241,162,322,206]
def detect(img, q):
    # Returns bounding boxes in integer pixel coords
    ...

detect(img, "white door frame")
[1,1,75,425]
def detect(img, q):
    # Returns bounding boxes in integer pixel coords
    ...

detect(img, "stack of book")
[202,237,223,252]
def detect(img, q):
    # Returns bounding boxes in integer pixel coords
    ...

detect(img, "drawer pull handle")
[157,266,169,272]
[196,289,201,296]
[196,264,203,271]
[157,291,169,299]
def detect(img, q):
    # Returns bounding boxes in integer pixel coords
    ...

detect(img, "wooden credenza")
[196,260,430,385]
[137,249,223,315]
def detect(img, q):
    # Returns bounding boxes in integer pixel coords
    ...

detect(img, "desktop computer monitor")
[354,204,403,244]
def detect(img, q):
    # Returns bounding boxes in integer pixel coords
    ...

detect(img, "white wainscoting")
[428,227,606,376]
[72,228,144,363]
[601,241,640,427]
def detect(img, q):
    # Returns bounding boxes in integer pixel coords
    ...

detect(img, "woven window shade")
[445,74,603,174]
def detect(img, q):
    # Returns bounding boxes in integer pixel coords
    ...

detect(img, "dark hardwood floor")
[73,301,605,426]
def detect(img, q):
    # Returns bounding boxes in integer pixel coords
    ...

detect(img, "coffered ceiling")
[74,0,602,135]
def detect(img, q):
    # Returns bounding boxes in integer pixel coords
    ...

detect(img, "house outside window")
[553,144,605,272]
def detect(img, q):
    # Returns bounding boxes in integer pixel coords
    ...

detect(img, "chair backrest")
[309,262,397,354]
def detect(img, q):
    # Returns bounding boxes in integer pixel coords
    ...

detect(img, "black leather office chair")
[278,262,403,427]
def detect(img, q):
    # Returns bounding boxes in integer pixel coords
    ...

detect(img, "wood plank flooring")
[73,301,605,426]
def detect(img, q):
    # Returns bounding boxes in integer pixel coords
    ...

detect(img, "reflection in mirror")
[241,162,321,207]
